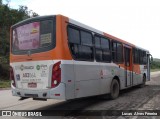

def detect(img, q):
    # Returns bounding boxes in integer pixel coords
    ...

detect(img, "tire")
[139,75,146,88]
[110,79,120,99]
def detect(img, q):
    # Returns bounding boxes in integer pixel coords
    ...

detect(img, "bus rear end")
[10,15,69,100]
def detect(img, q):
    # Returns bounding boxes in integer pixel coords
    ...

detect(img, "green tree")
[0,2,38,78]
[0,2,38,55]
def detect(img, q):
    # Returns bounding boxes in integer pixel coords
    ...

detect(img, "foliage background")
[0,0,38,79]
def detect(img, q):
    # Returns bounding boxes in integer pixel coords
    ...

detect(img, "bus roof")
[11,14,149,52]
[11,15,55,28]
[67,15,149,52]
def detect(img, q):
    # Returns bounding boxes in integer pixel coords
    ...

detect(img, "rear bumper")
[11,83,66,100]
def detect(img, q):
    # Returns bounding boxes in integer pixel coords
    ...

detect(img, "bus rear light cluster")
[51,61,61,88]
[10,66,16,87]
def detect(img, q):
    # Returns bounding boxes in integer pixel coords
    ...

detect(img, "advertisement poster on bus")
[13,22,40,50]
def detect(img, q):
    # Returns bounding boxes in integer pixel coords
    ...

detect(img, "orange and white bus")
[10,15,152,100]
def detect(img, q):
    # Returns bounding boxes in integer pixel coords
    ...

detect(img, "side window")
[117,43,123,62]
[133,48,136,64]
[95,36,102,61]
[101,37,109,49]
[133,48,139,64]
[139,50,147,65]
[112,41,123,63]
[139,50,143,64]
[112,42,117,62]
[78,45,93,60]
[81,31,93,46]
[78,30,93,60]
[125,48,130,66]
[68,27,80,44]
[132,48,147,65]
[68,26,93,61]
[135,50,147,65]
[95,35,111,62]
[95,36,101,48]
[143,51,147,64]
[101,37,111,62]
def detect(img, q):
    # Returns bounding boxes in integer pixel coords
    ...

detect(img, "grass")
[151,69,160,72]
[0,79,11,88]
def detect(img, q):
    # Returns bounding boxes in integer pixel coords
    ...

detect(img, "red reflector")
[55,94,60,96]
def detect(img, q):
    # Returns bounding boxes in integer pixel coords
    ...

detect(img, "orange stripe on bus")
[10,15,72,63]
[103,32,135,47]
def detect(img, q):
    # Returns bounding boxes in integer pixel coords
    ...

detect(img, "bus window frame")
[11,16,56,55]
[111,40,124,64]
[67,24,94,62]
[94,34,112,63]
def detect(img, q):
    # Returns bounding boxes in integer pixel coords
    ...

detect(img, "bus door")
[124,47,132,87]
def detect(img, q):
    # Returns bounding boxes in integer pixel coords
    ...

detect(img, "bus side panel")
[117,63,126,90]
[133,64,140,86]
[133,65,145,85]
[74,62,101,98]
[117,67,126,90]
[137,74,143,84]
[61,61,75,100]
[140,64,147,83]
[59,16,76,100]
[137,74,143,85]
[99,63,113,94]
[99,63,126,94]
[133,73,138,86]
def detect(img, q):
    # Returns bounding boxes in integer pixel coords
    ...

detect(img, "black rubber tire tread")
[110,79,120,99]
[139,75,146,88]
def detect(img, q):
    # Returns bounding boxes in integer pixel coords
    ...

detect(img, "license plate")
[28,82,37,88]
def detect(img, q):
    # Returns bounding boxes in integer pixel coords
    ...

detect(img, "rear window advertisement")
[40,33,52,46]
[13,22,40,51]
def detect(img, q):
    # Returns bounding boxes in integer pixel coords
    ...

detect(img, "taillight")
[10,66,16,87]
[51,61,61,88]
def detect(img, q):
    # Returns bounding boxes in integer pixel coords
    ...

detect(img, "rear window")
[12,17,56,54]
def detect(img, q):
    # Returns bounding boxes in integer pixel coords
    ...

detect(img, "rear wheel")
[110,79,119,99]
[139,75,146,88]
